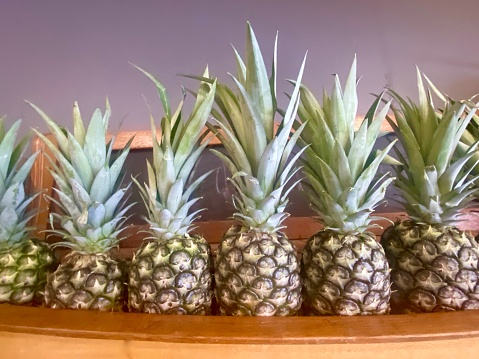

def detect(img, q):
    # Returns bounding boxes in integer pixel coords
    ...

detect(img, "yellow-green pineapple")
[211,23,307,316]
[380,69,479,312]
[298,57,395,315]
[128,66,216,314]
[30,101,133,311]
[458,96,479,197]
[0,117,56,305]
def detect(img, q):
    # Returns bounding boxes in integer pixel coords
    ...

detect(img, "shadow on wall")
[122,133,401,225]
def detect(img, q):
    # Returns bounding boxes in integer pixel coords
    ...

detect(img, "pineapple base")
[301,230,391,316]
[0,238,57,305]
[45,252,126,311]
[215,225,302,316]
[381,220,479,313]
[128,235,213,315]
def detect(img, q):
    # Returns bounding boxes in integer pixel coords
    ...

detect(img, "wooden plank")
[1,304,479,345]
[1,332,478,359]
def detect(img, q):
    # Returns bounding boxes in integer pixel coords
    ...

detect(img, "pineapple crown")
[131,64,216,240]
[0,118,40,251]
[295,56,396,234]
[388,68,479,227]
[29,100,134,254]
[206,22,307,233]
[453,97,479,193]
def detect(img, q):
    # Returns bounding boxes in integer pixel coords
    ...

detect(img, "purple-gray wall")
[1,0,479,136]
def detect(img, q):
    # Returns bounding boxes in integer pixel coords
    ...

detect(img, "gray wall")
[1,0,479,135]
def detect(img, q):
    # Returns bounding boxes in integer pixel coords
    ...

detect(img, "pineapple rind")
[381,220,479,312]
[215,225,302,316]
[302,231,390,315]
[45,252,126,311]
[128,234,213,314]
[0,238,56,305]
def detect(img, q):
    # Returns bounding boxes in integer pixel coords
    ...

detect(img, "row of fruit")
[1,22,478,316]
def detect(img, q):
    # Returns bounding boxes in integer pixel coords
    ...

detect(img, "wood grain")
[2,332,478,359]
[1,305,479,359]
[1,304,479,344]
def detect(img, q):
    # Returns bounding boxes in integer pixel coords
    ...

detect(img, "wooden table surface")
[1,304,479,359]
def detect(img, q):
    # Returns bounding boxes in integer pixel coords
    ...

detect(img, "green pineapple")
[298,57,395,315]
[457,97,479,193]
[0,117,56,305]
[210,23,307,316]
[380,69,479,312]
[29,100,133,311]
[128,65,217,314]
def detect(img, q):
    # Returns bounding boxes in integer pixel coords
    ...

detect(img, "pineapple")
[127,65,217,314]
[380,69,479,312]
[0,117,56,305]
[298,57,395,315]
[210,23,307,316]
[457,97,479,193]
[29,100,133,311]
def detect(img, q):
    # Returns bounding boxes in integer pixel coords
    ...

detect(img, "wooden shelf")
[1,304,479,358]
